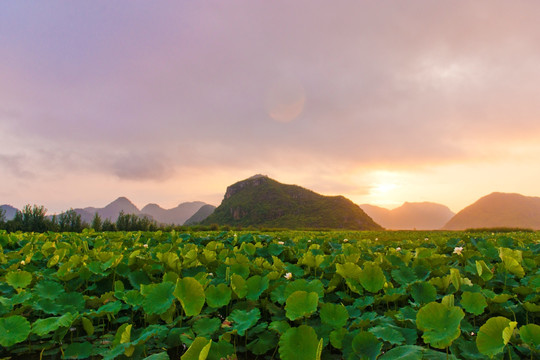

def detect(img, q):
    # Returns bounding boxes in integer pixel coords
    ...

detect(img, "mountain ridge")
[360,202,455,230]
[201,175,383,230]
[443,192,540,230]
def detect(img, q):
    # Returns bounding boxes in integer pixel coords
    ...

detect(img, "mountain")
[141,201,208,225]
[0,205,18,220]
[78,196,141,222]
[443,192,540,230]
[184,204,216,225]
[201,175,383,230]
[360,202,455,230]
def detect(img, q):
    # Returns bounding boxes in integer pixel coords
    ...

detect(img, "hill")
[360,202,455,230]
[141,201,207,225]
[184,204,217,225]
[443,192,540,230]
[201,175,382,230]
[0,205,18,220]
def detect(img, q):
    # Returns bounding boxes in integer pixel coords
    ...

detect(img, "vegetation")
[202,176,382,230]
[0,230,538,359]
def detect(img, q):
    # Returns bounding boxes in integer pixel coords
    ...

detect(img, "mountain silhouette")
[360,202,455,230]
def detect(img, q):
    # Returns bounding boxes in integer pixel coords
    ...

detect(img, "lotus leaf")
[519,323,540,349]
[34,280,64,299]
[379,345,423,360]
[392,266,418,285]
[369,325,405,345]
[476,316,512,357]
[6,270,32,289]
[56,292,86,313]
[96,301,123,316]
[64,341,93,359]
[144,352,170,360]
[174,277,205,317]
[230,274,247,298]
[358,263,386,293]
[247,331,278,355]
[31,312,76,336]
[245,275,269,300]
[279,325,320,360]
[460,291,487,315]
[285,291,318,321]
[0,315,31,347]
[205,283,232,308]
[330,327,348,349]
[320,302,349,329]
[143,281,176,315]
[416,301,464,349]
[475,260,493,281]
[284,279,324,299]
[269,320,290,334]
[351,331,382,360]
[229,308,260,336]
[193,317,221,338]
[410,281,437,304]
[181,337,212,360]
[82,317,94,336]
[336,262,361,280]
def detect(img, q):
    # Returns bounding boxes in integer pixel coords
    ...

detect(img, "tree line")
[0,205,161,232]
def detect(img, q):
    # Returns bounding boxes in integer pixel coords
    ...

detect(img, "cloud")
[109,152,176,181]
[0,153,33,177]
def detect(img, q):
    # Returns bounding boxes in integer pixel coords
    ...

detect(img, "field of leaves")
[0,229,539,359]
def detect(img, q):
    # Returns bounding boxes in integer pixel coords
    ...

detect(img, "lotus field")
[0,230,539,359]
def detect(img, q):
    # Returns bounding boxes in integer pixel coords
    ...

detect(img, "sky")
[2,1,540,214]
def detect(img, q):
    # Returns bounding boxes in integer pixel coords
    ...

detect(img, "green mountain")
[201,175,382,230]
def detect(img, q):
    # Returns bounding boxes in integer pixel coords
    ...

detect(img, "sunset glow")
[1,1,540,214]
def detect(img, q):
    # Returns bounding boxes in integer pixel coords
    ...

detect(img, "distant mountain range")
[360,202,455,230]
[3,182,540,230]
[443,192,540,230]
[201,175,382,230]
[0,198,215,226]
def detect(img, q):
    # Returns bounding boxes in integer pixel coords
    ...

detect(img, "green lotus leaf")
[64,341,93,359]
[181,337,212,360]
[392,266,418,286]
[57,292,86,313]
[460,291,487,315]
[128,269,152,290]
[34,280,64,299]
[204,284,231,309]
[519,323,540,348]
[174,277,205,317]
[32,313,76,336]
[502,321,517,345]
[207,340,235,360]
[351,331,382,360]
[476,316,512,357]
[319,302,349,329]
[379,345,423,360]
[284,279,324,300]
[279,325,320,360]
[409,281,437,305]
[123,290,145,308]
[34,297,62,314]
[143,281,176,315]
[416,302,464,349]
[336,262,361,280]
[369,326,405,345]
[0,315,31,347]
[229,308,261,336]
[329,327,348,349]
[475,260,493,281]
[193,317,221,338]
[247,331,278,355]
[231,274,247,299]
[285,291,318,321]
[245,275,269,301]
[96,301,123,316]
[269,320,290,335]
[230,263,250,278]
[358,263,386,293]
[6,270,32,289]
[82,317,94,336]
[143,352,170,360]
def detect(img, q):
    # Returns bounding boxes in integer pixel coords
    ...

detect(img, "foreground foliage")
[0,230,538,359]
